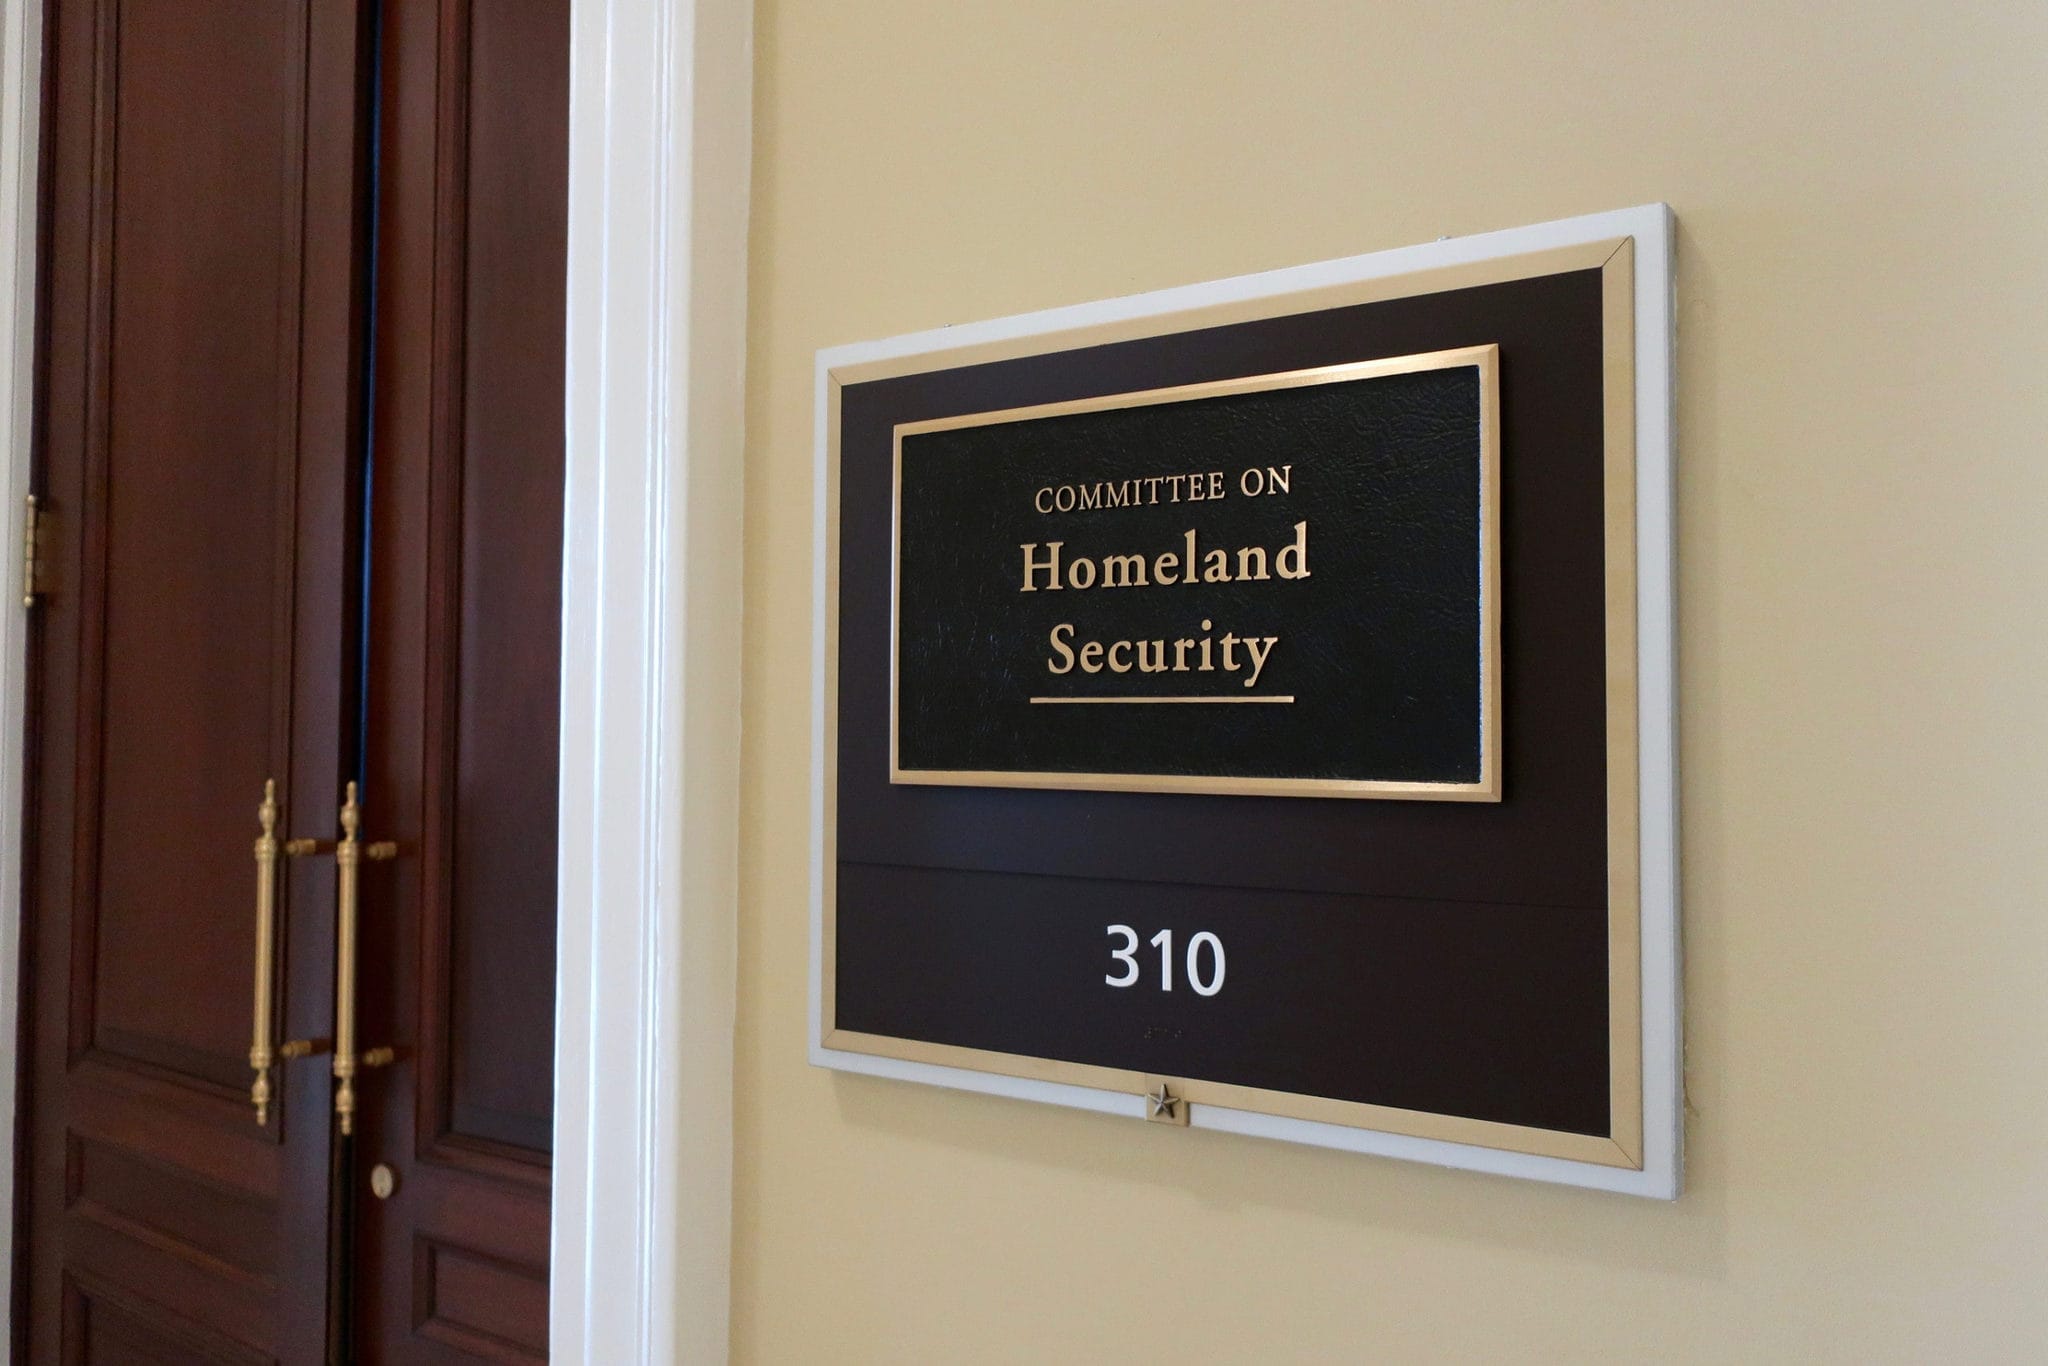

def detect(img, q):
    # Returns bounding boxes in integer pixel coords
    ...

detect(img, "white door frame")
[552,0,748,1359]
[0,0,749,1358]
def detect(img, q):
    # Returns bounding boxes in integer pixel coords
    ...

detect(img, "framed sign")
[890,345,1502,800]
[812,204,1679,1197]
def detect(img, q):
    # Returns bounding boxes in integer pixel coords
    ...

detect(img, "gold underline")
[1028,695,1296,705]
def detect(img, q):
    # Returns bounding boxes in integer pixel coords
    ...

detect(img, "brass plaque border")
[887,344,1503,801]
[821,236,1644,1171]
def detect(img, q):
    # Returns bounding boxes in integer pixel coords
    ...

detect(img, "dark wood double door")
[16,2,568,1360]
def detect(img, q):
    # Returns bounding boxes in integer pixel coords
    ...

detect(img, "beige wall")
[735,3,2048,1360]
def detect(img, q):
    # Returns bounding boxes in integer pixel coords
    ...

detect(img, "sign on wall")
[813,205,1680,1197]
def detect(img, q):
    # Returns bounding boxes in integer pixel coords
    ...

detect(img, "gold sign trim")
[888,343,1503,802]
[823,236,1645,1170]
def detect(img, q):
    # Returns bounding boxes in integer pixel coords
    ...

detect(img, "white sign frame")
[811,204,1680,1199]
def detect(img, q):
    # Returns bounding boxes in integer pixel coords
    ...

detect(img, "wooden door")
[17,3,567,1359]
[16,2,373,1362]
[347,2,568,1359]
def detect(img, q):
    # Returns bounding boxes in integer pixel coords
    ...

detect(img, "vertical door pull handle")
[249,782,281,1123]
[333,782,399,1135]
[248,780,331,1124]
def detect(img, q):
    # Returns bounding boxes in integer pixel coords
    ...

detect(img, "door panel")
[88,0,295,1088]
[20,2,372,1362]
[354,0,567,1357]
[412,1240,551,1362]
[444,0,567,1160]
[63,1273,273,1366]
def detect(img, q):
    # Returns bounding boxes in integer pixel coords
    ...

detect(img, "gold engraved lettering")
[1040,618,1284,692]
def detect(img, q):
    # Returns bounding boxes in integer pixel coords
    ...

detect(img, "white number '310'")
[1105,925,1224,996]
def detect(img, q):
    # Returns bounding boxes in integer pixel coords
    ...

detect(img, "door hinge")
[21,493,40,608]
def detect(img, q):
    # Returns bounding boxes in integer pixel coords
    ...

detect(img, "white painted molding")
[0,0,45,1333]
[555,0,749,1360]
[812,204,1680,1200]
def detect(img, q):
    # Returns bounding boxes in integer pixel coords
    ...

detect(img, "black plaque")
[822,239,1652,1173]
[892,349,1499,799]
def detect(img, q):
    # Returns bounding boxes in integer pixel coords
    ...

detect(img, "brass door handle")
[248,780,331,1124]
[332,782,398,1135]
